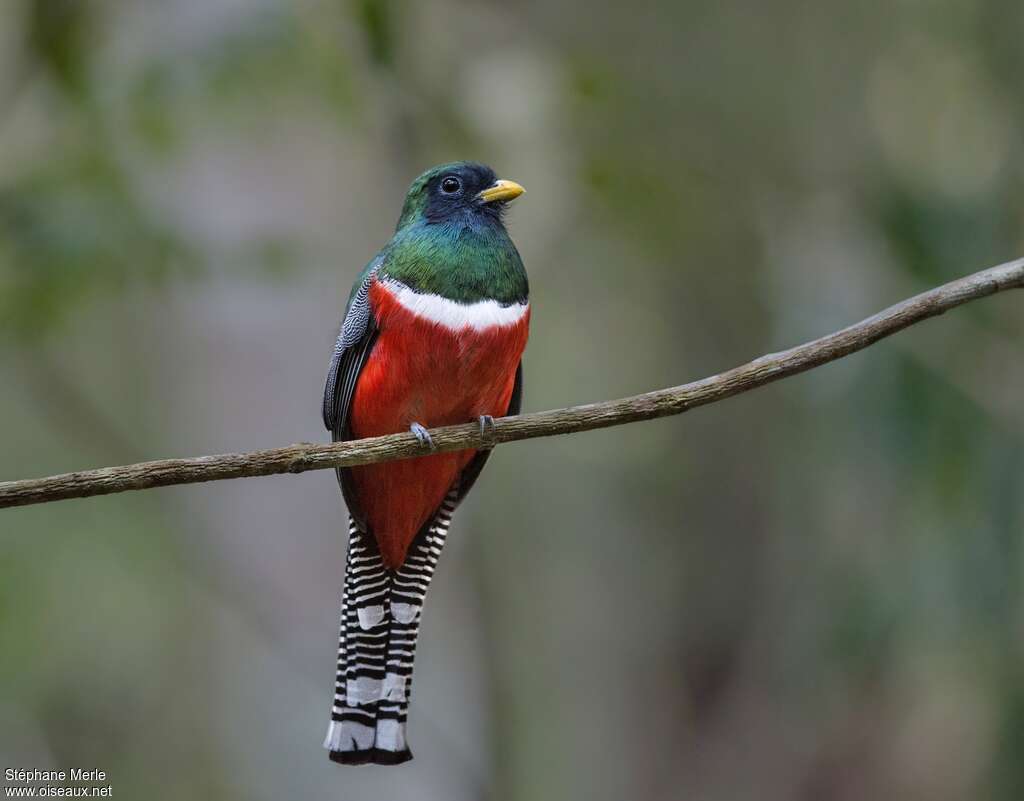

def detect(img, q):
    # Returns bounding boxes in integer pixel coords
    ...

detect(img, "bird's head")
[395,162,524,231]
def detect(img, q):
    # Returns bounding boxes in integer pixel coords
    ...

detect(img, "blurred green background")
[1,1,1023,799]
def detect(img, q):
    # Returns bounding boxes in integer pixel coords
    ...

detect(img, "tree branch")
[2,258,1021,510]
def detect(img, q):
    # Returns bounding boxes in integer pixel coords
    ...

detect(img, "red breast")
[348,280,529,568]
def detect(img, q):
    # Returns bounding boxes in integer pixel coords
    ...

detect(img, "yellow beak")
[477,179,525,204]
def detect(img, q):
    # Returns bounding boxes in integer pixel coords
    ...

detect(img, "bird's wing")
[323,256,382,434]
[323,257,382,522]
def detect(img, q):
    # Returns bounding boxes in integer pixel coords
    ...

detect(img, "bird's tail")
[324,497,454,765]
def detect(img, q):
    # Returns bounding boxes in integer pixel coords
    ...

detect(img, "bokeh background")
[2,1,1023,799]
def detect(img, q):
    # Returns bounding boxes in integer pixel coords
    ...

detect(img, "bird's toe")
[410,422,435,451]
[478,415,497,448]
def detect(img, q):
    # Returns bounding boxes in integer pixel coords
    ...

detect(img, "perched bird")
[322,162,529,765]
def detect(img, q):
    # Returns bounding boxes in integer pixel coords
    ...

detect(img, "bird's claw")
[478,415,496,449]
[410,422,436,451]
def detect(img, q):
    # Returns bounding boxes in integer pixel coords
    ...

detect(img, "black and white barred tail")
[324,492,455,765]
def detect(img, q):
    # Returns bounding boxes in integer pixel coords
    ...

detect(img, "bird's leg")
[409,422,436,451]
[478,415,497,449]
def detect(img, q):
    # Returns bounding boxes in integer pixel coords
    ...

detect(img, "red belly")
[348,280,529,568]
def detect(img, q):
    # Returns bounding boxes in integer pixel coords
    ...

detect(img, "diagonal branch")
[1,258,1021,510]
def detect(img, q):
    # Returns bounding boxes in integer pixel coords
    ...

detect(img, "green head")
[395,162,524,231]
[379,162,529,305]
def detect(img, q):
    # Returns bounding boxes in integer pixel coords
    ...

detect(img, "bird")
[321,162,529,765]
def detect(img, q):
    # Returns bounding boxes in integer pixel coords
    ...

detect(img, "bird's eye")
[440,176,462,194]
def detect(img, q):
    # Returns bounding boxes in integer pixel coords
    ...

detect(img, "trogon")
[321,162,529,765]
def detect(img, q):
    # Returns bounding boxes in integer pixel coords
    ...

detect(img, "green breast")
[379,220,528,305]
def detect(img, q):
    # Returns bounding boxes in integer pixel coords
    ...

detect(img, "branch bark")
[2,258,1021,510]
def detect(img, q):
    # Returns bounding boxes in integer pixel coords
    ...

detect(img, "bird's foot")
[478,415,497,449]
[410,422,436,451]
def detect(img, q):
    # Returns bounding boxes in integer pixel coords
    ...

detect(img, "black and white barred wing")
[323,258,382,525]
